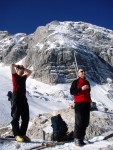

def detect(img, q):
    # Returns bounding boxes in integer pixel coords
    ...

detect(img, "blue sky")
[0,0,113,34]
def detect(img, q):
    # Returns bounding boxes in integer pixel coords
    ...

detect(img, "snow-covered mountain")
[0,31,28,64]
[1,21,113,84]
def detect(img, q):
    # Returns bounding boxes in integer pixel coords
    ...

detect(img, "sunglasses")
[78,70,84,73]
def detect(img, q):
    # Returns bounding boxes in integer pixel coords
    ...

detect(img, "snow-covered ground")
[1,139,113,150]
[0,63,113,149]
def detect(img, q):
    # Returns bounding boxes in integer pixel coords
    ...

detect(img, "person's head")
[77,69,85,78]
[16,65,24,76]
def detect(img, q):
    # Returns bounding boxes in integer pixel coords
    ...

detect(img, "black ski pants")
[74,102,90,140]
[11,93,29,137]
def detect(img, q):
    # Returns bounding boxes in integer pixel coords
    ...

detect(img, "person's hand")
[68,103,74,109]
[81,85,89,91]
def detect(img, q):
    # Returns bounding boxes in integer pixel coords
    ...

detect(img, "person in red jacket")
[70,69,91,146]
[10,64,32,142]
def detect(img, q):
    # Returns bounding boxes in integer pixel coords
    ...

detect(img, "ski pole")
[74,51,78,77]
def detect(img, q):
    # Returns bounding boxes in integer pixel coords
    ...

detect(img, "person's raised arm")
[24,68,32,78]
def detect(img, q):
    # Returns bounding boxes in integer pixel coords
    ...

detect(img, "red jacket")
[12,73,27,94]
[70,77,91,103]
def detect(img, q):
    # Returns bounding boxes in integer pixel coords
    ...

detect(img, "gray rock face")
[0,31,9,40]
[24,21,113,84]
[0,32,29,64]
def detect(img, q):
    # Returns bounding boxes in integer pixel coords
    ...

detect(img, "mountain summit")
[1,21,113,84]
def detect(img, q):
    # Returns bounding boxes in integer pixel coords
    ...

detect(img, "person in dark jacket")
[10,64,32,142]
[70,69,91,146]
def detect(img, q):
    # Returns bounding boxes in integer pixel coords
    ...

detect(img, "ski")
[28,141,67,150]
[0,137,15,143]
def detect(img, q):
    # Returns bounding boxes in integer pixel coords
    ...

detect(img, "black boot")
[80,138,86,146]
[74,138,83,147]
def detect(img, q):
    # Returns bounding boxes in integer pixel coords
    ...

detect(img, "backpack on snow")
[51,114,68,141]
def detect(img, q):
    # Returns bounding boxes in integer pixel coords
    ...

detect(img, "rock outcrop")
[28,109,113,141]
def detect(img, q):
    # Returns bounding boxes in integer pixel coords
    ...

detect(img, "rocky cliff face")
[1,21,113,84]
[24,21,113,84]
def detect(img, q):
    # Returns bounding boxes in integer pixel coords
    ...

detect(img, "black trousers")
[11,93,29,137]
[74,102,90,140]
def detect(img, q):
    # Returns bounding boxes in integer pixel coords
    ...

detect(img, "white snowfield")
[0,64,113,149]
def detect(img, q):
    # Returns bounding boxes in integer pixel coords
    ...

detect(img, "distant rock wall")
[25,21,113,84]
[1,21,113,84]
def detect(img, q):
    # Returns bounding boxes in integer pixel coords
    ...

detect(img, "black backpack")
[7,91,13,102]
[51,114,68,141]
